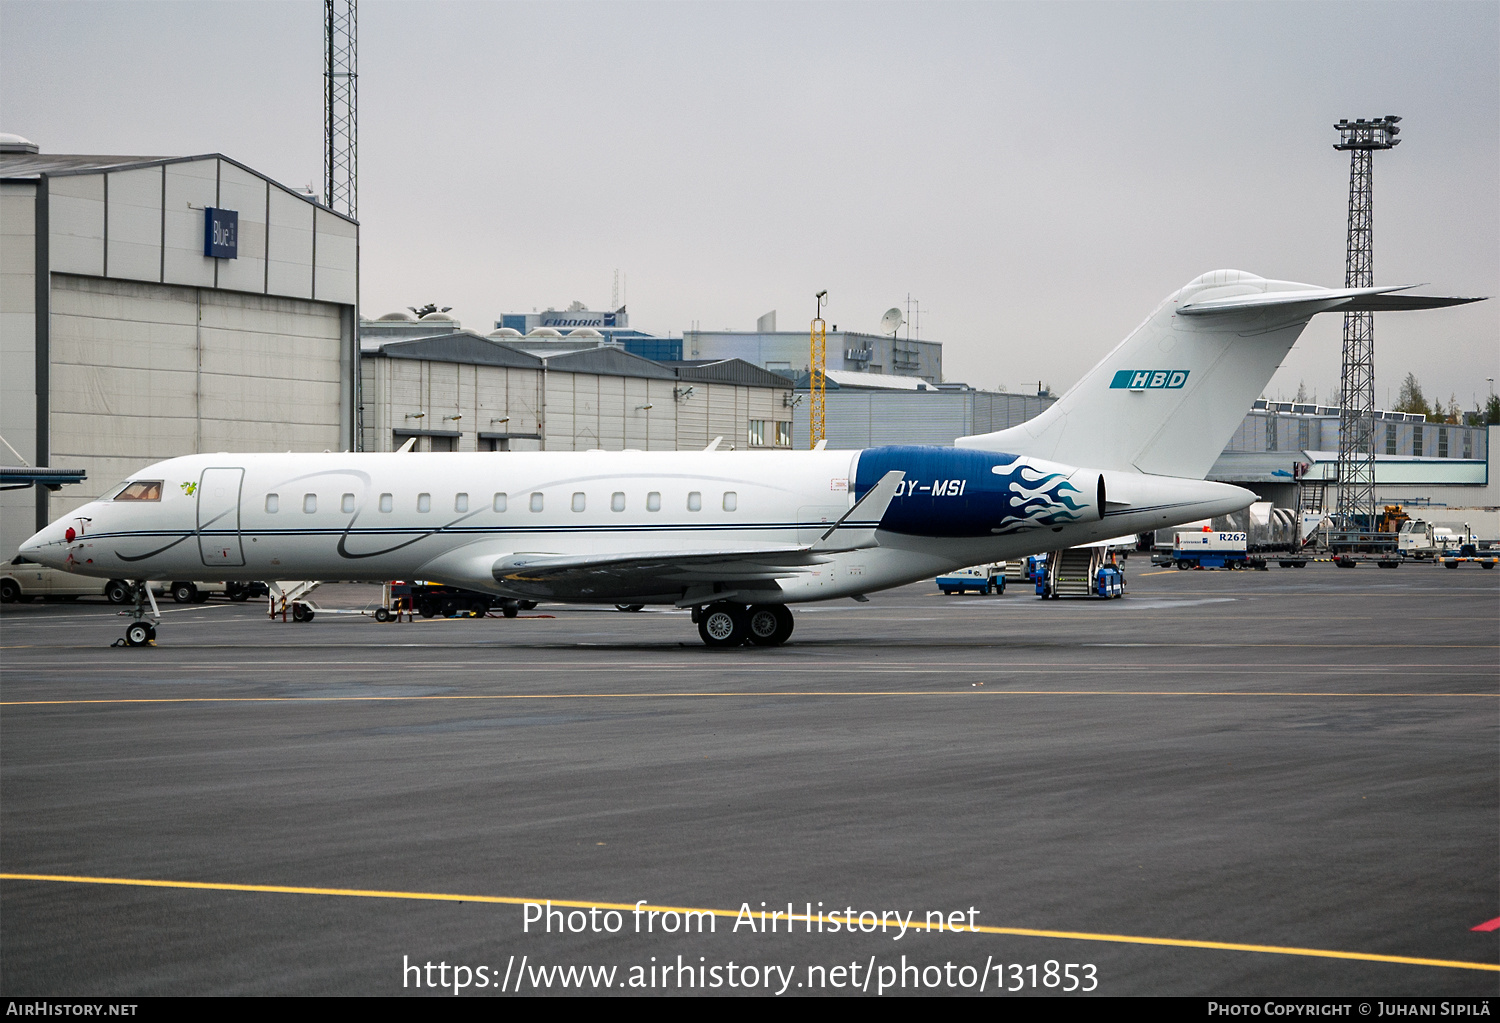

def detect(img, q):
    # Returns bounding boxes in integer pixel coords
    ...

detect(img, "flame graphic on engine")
[990,462,1087,534]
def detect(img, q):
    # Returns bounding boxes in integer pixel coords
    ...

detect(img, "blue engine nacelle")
[854,446,1104,539]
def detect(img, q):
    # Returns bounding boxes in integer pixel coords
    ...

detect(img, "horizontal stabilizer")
[1178,284,1484,316]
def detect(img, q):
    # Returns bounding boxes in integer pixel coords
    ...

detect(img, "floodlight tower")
[1332,115,1400,532]
[324,0,357,218]
[809,290,828,447]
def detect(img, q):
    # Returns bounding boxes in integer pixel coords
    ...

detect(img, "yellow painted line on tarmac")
[1138,570,1182,576]
[2,690,1494,707]
[2,873,1493,973]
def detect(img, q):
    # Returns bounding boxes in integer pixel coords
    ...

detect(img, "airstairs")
[268,580,322,622]
[1038,546,1124,599]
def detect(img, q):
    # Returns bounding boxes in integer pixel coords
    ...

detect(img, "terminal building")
[0,135,358,560]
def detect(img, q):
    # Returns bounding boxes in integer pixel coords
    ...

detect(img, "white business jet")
[21,271,1480,648]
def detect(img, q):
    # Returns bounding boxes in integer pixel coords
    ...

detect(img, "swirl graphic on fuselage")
[990,462,1087,534]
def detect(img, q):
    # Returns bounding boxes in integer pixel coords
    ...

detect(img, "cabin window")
[687,492,702,512]
[303,494,317,514]
[417,493,431,513]
[530,492,544,512]
[341,493,355,514]
[723,491,737,512]
[114,481,163,501]
[265,493,279,513]
[646,492,661,512]
[379,493,393,513]
[776,422,792,447]
[455,493,469,513]
[493,493,507,512]
[572,492,586,512]
[611,492,625,512]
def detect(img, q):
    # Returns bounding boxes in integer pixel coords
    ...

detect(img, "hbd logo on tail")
[1110,370,1189,390]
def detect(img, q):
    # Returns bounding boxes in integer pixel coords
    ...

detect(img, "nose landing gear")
[114,581,162,647]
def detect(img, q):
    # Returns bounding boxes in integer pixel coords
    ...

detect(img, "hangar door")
[197,468,245,567]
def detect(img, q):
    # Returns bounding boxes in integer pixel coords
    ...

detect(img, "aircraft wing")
[494,546,828,601]
[489,471,907,604]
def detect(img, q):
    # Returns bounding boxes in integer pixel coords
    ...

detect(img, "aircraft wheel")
[697,603,747,648]
[502,605,518,618]
[518,600,537,610]
[125,622,151,647]
[105,580,132,604]
[746,604,794,647]
[172,582,197,603]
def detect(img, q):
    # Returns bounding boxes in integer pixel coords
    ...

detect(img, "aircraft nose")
[20,521,69,567]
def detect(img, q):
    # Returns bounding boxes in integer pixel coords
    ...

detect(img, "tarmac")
[1,561,1496,996]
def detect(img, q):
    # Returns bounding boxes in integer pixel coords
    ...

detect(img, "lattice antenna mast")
[809,290,828,447]
[1332,115,1400,532]
[324,0,358,218]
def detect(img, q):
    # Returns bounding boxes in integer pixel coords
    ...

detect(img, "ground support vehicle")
[1172,531,1252,570]
[1035,547,1125,599]
[166,580,269,603]
[1319,529,1403,569]
[1397,519,1459,561]
[376,581,536,621]
[1440,544,1498,569]
[1020,554,1048,581]
[2,556,136,603]
[936,562,1007,595]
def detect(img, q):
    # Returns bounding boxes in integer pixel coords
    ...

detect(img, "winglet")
[396,437,418,453]
[812,470,904,551]
[704,436,723,451]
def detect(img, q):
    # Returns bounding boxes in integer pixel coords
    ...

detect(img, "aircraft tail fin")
[955,271,1483,479]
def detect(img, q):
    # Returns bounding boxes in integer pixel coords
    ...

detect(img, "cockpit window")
[113,481,163,501]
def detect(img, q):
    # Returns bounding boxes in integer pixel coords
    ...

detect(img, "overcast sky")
[4,1,1496,410]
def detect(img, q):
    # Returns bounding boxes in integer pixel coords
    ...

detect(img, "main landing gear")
[114,581,161,647]
[694,602,794,648]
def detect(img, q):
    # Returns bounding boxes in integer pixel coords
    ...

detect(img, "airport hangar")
[0,136,360,562]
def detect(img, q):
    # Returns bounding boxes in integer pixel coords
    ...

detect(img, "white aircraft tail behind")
[955,270,1481,479]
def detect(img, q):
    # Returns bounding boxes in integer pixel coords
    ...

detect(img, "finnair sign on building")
[1110,369,1189,390]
